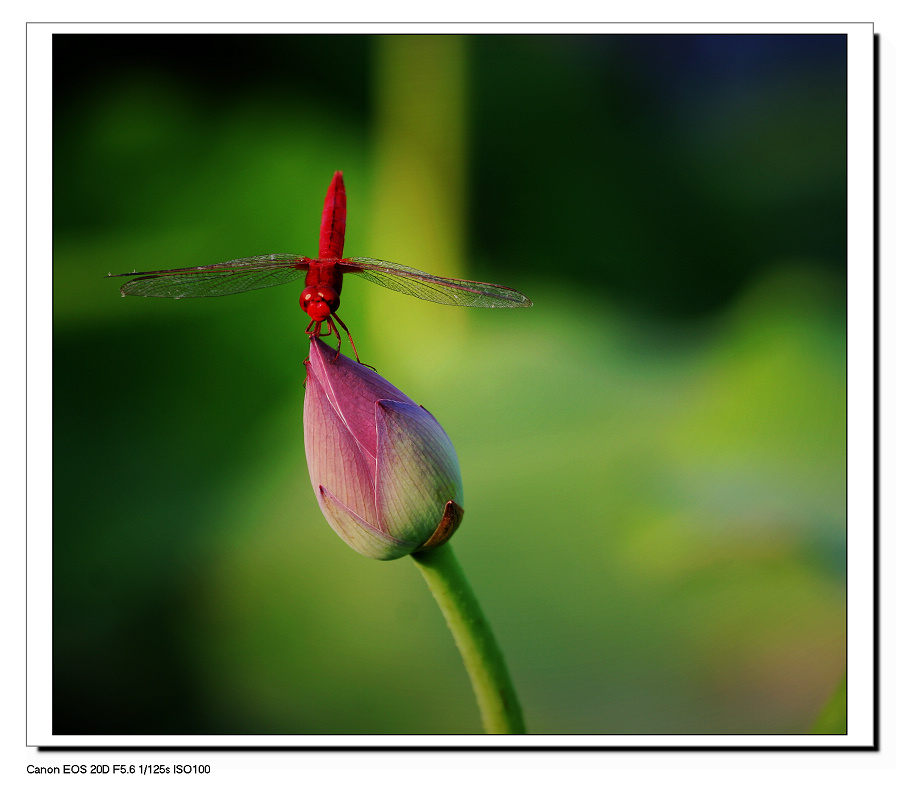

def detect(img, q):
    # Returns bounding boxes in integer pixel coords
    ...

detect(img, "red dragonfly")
[109,171,532,360]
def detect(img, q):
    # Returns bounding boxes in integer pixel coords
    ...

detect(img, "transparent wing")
[342,257,532,308]
[108,254,311,298]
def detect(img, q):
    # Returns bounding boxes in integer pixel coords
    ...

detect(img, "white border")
[26,21,875,751]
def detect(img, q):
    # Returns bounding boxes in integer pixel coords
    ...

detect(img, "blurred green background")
[52,33,846,735]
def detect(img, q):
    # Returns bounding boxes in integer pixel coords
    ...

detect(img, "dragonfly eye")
[301,285,340,320]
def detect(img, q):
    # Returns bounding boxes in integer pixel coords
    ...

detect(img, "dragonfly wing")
[343,257,532,308]
[109,255,310,298]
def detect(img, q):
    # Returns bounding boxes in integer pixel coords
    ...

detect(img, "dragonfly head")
[301,285,340,321]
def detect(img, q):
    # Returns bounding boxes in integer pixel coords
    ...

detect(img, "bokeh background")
[52,33,847,735]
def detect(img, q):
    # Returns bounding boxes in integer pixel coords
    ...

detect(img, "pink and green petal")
[317,486,419,561]
[304,365,378,525]
[374,400,464,545]
[307,338,413,460]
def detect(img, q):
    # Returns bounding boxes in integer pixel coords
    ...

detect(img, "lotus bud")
[303,338,464,560]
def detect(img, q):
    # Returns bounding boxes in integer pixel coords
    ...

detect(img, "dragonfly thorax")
[301,284,340,321]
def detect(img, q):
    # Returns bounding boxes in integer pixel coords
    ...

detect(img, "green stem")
[411,542,527,734]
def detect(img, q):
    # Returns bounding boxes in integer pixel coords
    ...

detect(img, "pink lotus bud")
[303,338,464,560]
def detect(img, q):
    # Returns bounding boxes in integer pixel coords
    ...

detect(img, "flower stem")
[411,542,527,734]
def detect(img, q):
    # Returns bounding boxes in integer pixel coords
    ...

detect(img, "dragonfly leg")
[306,314,368,368]
[305,319,335,362]
[306,318,336,339]
[325,317,342,361]
[302,320,317,365]
[333,312,366,364]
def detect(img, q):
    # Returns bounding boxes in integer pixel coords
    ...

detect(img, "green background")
[52,33,847,735]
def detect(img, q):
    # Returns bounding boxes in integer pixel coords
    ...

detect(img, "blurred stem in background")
[367,34,469,380]
[809,672,847,734]
[367,35,527,733]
